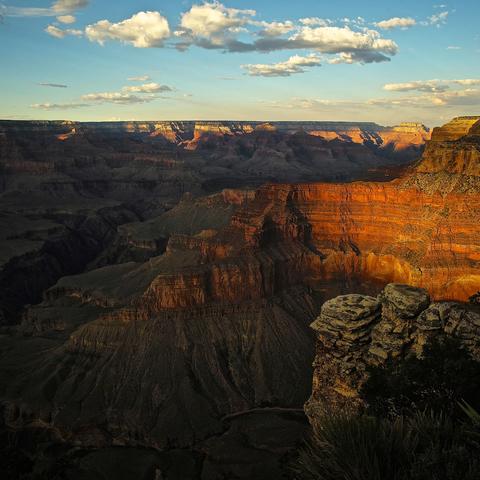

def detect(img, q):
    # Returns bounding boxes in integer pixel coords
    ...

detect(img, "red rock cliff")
[219,116,480,300]
[1,116,478,453]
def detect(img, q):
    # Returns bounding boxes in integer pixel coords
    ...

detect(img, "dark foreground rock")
[306,283,480,428]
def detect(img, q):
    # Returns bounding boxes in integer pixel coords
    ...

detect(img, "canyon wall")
[0,116,477,477]
[0,119,429,152]
[220,116,480,300]
[309,121,430,151]
[0,117,429,324]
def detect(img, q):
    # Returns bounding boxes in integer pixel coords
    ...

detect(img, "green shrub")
[294,413,416,480]
[361,336,480,418]
[293,410,480,480]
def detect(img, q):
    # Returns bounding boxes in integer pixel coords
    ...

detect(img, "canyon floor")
[1,118,479,479]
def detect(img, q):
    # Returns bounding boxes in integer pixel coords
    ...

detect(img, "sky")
[0,0,479,126]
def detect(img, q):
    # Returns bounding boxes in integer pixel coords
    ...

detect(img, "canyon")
[0,116,479,479]
[0,119,428,324]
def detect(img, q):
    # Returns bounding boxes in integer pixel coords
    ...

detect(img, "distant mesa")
[0,119,432,154]
[429,116,480,142]
[254,122,277,132]
[415,116,480,175]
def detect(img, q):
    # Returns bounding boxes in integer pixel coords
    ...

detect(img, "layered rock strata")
[0,116,478,475]
[218,116,480,300]
[309,122,430,152]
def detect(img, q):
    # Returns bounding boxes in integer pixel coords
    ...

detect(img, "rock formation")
[0,115,477,478]
[415,116,480,175]
[309,121,430,152]
[219,116,480,300]
[305,283,480,427]
[0,117,428,323]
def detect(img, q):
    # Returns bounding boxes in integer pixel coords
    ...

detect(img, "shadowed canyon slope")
[0,119,427,324]
[1,117,479,478]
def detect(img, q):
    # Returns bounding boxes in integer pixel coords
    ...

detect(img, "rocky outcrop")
[415,116,480,175]
[91,189,255,267]
[369,284,430,361]
[305,283,480,426]
[428,116,480,142]
[307,295,381,413]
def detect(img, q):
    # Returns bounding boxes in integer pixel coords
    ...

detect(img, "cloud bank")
[31,79,175,109]
[242,54,321,77]
[41,2,399,67]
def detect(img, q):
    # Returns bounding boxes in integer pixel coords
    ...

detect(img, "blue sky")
[1,0,479,126]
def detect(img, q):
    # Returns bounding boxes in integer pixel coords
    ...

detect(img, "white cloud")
[122,82,172,93]
[85,11,170,48]
[174,7,398,63]
[5,0,87,17]
[30,102,89,110]
[242,54,321,77]
[264,86,480,114]
[35,2,398,66]
[327,51,393,64]
[255,21,295,37]
[384,80,449,93]
[284,26,398,63]
[327,53,355,64]
[369,89,480,108]
[52,0,88,14]
[81,91,157,104]
[374,79,480,111]
[299,17,331,27]
[433,88,480,106]
[424,10,449,27]
[447,45,461,50]
[127,75,151,82]
[290,26,395,53]
[45,24,82,38]
[176,1,255,49]
[453,79,480,86]
[263,97,364,111]
[342,17,366,27]
[57,14,76,24]
[30,79,174,111]
[180,1,255,37]
[376,17,416,30]
[384,79,480,93]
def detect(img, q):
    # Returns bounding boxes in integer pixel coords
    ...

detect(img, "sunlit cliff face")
[215,116,480,301]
